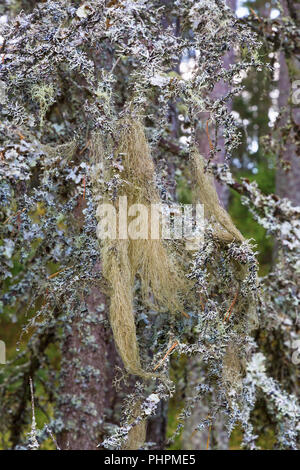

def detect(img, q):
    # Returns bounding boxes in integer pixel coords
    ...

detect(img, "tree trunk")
[275,1,300,206]
[56,280,120,450]
[195,0,236,208]
[182,0,236,451]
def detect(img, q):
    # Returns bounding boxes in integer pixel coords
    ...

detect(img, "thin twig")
[45,425,61,451]
[249,7,262,22]
[206,120,214,151]
[3,208,25,225]
[223,288,239,322]
[47,266,73,279]
[199,294,205,311]
[110,55,121,74]
[29,377,39,450]
[153,341,178,371]
[181,310,190,318]
[29,378,35,416]
[206,422,212,450]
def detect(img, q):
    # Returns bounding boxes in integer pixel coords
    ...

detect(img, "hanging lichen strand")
[91,119,186,380]
[90,119,192,449]
[190,148,244,244]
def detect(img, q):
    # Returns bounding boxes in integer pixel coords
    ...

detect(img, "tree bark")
[56,280,120,450]
[275,1,300,206]
[195,0,237,208]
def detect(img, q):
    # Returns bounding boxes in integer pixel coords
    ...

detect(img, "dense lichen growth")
[0,0,299,450]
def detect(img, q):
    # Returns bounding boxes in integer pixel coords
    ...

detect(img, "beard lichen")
[190,147,244,244]
[90,120,259,449]
[92,119,186,381]
[91,119,190,448]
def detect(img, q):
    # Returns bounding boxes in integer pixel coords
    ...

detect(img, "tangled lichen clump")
[189,148,259,399]
[31,84,55,127]
[91,120,260,449]
[90,120,260,447]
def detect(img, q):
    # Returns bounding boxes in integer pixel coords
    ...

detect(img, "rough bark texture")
[57,283,116,450]
[275,1,300,206]
[56,266,165,449]
[195,0,236,208]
